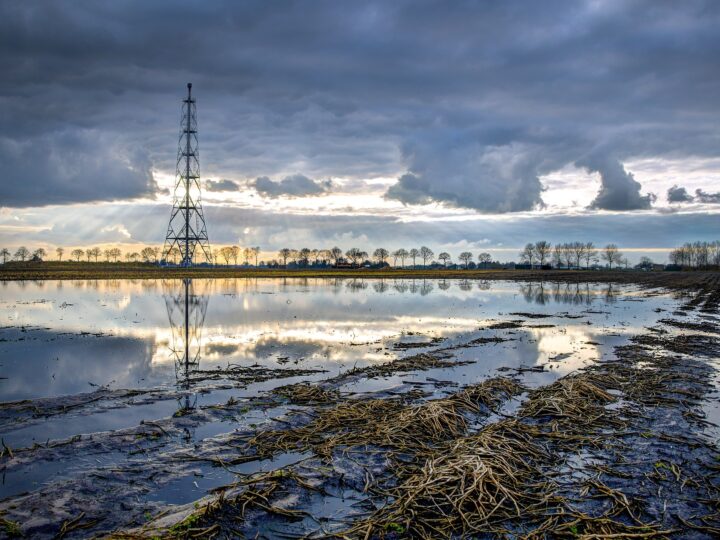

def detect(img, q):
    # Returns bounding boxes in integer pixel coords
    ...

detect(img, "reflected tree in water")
[419,280,434,296]
[551,282,592,305]
[604,283,618,303]
[520,282,549,304]
[373,280,389,293]
[518,281,616,306]
[346,279,368,292]
[458,279,473,291]
[392,280,409,293]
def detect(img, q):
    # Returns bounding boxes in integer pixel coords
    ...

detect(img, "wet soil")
[0,274,719,538]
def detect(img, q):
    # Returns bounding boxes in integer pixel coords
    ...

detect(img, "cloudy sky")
[1,0,719,262]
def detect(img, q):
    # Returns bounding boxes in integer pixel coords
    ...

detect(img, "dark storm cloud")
[1,0,720,210]
[251,175,332,198]
[667,185,694,203]
[577,155,655,210]
[386,139,546,212]
[665,186,720,204]
[695,189,720,204]
[0,131,156,207]
[205,179,240,192]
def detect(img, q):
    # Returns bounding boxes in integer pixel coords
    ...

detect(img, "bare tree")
[438,252,451,267]
[568,241,586,269]
[409,248,420,267]
[373,248,389,265]
[56,247,64,261]
[32,248,47,261]
[140,247,156,263]
[519,243,535,266]
[252,246,260,266]
[0,248,9,263]
[167,247,181,264]
[218,247,232,265]
[419,246,434,267]
[534,241,551,267]
[394,248,409,267]
[299,248,312,266]
[14,246,30,262]
[346,248,364,265]
[279,248,291,266]
[583,242,598,269]
[330,247,343,265]
[71,248,84,262]
[477,252,492,268]
[104,248,113,262]
[459,251,473,269]
[601,244,622,269]
[636,256,654,270]
[710,241,720,267]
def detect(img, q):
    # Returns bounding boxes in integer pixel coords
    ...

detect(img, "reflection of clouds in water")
[1,278,677,403]
[0,330,156,401]
[530,326,600,374]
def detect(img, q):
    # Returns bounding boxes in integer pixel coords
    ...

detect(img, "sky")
[1,0,719,263]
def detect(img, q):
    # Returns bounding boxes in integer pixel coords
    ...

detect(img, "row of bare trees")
[669,241,720,268]
[0,247,47,263]
[214,246,261,266]
[4,241,719,269]
[0,246,161,263]
[273,246,445,267]
[520,241,626,269]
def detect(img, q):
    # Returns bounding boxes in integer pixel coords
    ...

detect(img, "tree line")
[519,241,626,269]
[2,241,719,270]
[0,246,159,264]
[669,241,720,269]
[271,246,460,268]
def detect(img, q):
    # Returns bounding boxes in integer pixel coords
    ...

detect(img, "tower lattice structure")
[163,83,212,265]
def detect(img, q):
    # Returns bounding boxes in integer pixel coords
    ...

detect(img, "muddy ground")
[0,273,719,538]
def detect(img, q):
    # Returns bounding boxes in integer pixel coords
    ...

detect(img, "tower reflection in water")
[163,278,209,413]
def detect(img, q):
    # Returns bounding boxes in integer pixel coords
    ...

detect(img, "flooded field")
[0,276,719,538]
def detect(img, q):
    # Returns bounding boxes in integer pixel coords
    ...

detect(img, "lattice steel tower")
[163,83,212,265]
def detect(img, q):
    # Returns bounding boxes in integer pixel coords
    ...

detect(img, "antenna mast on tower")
[163,83,212,265]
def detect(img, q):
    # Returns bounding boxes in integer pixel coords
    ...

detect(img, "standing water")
[0,278,707,536]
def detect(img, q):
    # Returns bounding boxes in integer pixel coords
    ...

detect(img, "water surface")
[0,277,677,504]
